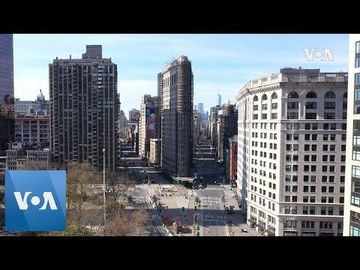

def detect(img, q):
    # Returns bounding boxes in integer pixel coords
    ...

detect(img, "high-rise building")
[0,34,15,154]
[158,56,193,177]
[215,103,238,163]
[49,45,120,171]
[129,108,140,122]
[217,94,222,106]
[344,34,360,236]
[197,103,204,115]
[149,138,161,166]
[237,68,347,236]
[138,95,158,159]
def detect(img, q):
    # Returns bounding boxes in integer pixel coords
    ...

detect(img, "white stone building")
[236,68,347,236]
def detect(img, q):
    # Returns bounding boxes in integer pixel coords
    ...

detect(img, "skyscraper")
[138,95,158,159]
[217,94,222,106]
[49,45,120,171]
[158,56,193,177]
[344,34,360,236]
[0,34,15,153]
[237,68,347,236]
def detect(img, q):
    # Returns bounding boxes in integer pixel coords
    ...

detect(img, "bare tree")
[105,209,149,236]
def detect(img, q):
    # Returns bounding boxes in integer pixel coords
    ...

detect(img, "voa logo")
[5,170,66,232]
[14,192,58,210]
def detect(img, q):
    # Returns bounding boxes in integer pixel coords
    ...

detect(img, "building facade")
[158,56,193,177]
[226,135,238,185]
[49,45,120,171]
[237,68,347,236]
[216,103,238,163]
[15,114,49,148]
[344,34,360,236]
[15,90,49,115]
[6,149,50,170]
[0,34,15,154]
[149,138,161,166]
[138,95,158,159]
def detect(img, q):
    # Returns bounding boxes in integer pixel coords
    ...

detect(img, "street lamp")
[103,148,106,234]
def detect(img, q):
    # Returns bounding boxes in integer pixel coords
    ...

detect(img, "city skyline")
[14,34,348,114]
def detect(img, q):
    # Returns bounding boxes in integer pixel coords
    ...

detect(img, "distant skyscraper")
[197,103,204,114]
[138,95,158,159]
[0,34,15,153]
[344,34,360,236]
[158,56,193,177]
[49,45,120,171]
[217,94,222,106]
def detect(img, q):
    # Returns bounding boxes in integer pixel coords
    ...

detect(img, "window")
[262,113,267,119]
[304,155,310,162]
[324,112,335,119]
[330,134,336,141]
[288,91,299,99]
[271,113,277,119]
[287,112,299,119]
[271,103,278,109]
[342,123,347,130]
[325,91,336,99]
[312,134,317,140]
[253,105,258,111]
[324,102,336,109]
[312,145,317,151]
[306,102,317,109]
[310,186,316,192]
[323,134,329,141]
[306,113,317,119]
[304,175,309,182]
[306,92,317,98]
[287,102,299,109]
[305,123,311,130]
[271,92,278,99]
[253,95,258,102]
[253,114,258,120]
[262,104,268,110]
[262,94,268,101]
[304,145,310,151]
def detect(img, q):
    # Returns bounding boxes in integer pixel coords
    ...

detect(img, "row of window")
[285,185,344,194]
[286,123,345,130]
[251,123,277,129]
[284,205,343,215]
[253,91,345,103]
[286,175,345,183]
[288,144,346,152]
[284,196,344,204]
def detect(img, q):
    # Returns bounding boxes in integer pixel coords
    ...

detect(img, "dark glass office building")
[0,34,15,153]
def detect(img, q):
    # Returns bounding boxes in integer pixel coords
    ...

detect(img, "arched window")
[306,92,317,98]
[271,92,278,99]
[288,91,299,99]
[343,92,347,99]
[325,91,336,98]
[253,95,258,102]
[262,94,268,101]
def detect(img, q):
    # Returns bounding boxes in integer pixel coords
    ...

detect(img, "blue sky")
[14,34,349,116]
